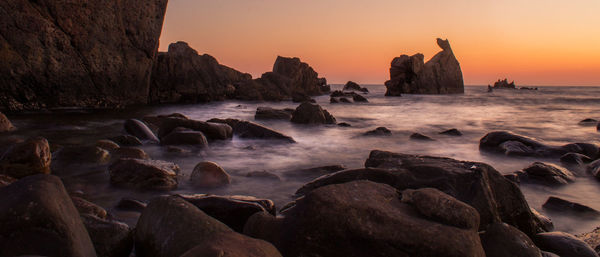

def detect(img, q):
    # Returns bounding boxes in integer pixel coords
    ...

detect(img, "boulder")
[0,112,15,132]
[71,196,108,219]
[0,0,168,111]
[209,119,295,143]
[179,232,282,257]
[53,146,111,165]
[190,161,231,188]
[410,133,435,141]
[0,175,96,257]
[578,227,600,254]
[296,150,543,236]
[560,153,593,173]
[250,181,485,257]
[0,137,51,178]
[96,140,120,151]
[110,135,143,146]
[179,194,276,232]
[112,147,150,160]
[290,102,336,124]
[254,107,293,120]
[518,162,575,186]
[81,214,133,257]
[440,128,463,136]
[150,41,252,103]
[480,131,599,158]
[160,130,208,147]
[136,196,279,257]
[542,197,600,218]
[531,208,554,232]
[343,81,369,93]
[363,127,392,136]
[579,118,598,126]
[109,158,179,191]
[385,38,464,95]
[124,119,159,142]
[144,115,232,140]
[401,188,480,229]
[535,232,599,257]
[352,93,368,102]
[480,222,542,257]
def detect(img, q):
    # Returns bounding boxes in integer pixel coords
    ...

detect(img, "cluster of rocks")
[488,79,539,91]
[384,38,464,96]
[330,90,368,103]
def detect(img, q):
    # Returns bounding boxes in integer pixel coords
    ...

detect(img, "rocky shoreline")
[2,109,600,256]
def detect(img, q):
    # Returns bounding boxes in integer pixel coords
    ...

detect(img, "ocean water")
[5,85,600,234]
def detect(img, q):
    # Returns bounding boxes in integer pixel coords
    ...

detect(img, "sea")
[5,85,600,234]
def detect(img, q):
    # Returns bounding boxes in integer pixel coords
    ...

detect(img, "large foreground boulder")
[291,102,336,124]
[109,158,179,191]
[135,196,281,257]
[0,136,51,178]
[0,175,96,257]
[385,38,464,95]
[297,150,543,237]
[248,181,485,257]
[480,131,599,158]
[150,42,252,103]
[0,0,168,111]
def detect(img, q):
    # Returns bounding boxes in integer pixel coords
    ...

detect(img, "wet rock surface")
[291,102,336,124]
[190,161,231,188]
[109,158,179,191]
[0,175,96,257]
[0,137,51,178]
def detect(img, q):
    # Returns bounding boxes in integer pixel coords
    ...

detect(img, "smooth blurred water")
[4,85,600,234]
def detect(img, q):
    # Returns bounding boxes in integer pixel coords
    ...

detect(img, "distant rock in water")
[343,81,369,93]
[150,42,252,103]
[542,196,600,218]
[291,102,336,124]
[385,38,464,95]
[492,79,517,89]
[0,0,168,111]
[233,56,329,101]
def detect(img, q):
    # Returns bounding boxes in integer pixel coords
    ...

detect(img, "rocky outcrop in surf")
[150,42,252,104]
[385,38,464,95]
[0,0,168,111]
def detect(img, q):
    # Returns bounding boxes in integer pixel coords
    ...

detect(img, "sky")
[159,0,600,86]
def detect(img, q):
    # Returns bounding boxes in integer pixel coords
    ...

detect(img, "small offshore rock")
[109,158,179,191]
[291,102,336,124]
[440,128,463,136]
[410,133,435,141]
[542,197,600,218]
[364,127,392,136]
[519,162,575,186]
[343,81,369,93]
[579,118,598,126]
[337,122,351,127]
[190,161,231,188]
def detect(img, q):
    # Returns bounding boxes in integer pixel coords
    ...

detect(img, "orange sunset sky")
[159,0,600,86]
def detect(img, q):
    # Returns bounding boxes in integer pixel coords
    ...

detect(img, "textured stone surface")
[150,41,252,103]
[0,0,168,111]
[385,38,464,95]
[291,102,336,124]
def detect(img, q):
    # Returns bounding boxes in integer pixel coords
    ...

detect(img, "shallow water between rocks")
[4,85,600,234]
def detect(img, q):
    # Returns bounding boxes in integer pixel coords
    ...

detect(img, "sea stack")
[385,38,464,95]
[0,0,168,111]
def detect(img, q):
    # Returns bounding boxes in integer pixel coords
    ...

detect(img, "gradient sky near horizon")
[159,0,600,86]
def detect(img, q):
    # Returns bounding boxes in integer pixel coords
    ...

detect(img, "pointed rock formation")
[0,0,168,111]
[385,38,464,95]
[150,42,252,103]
